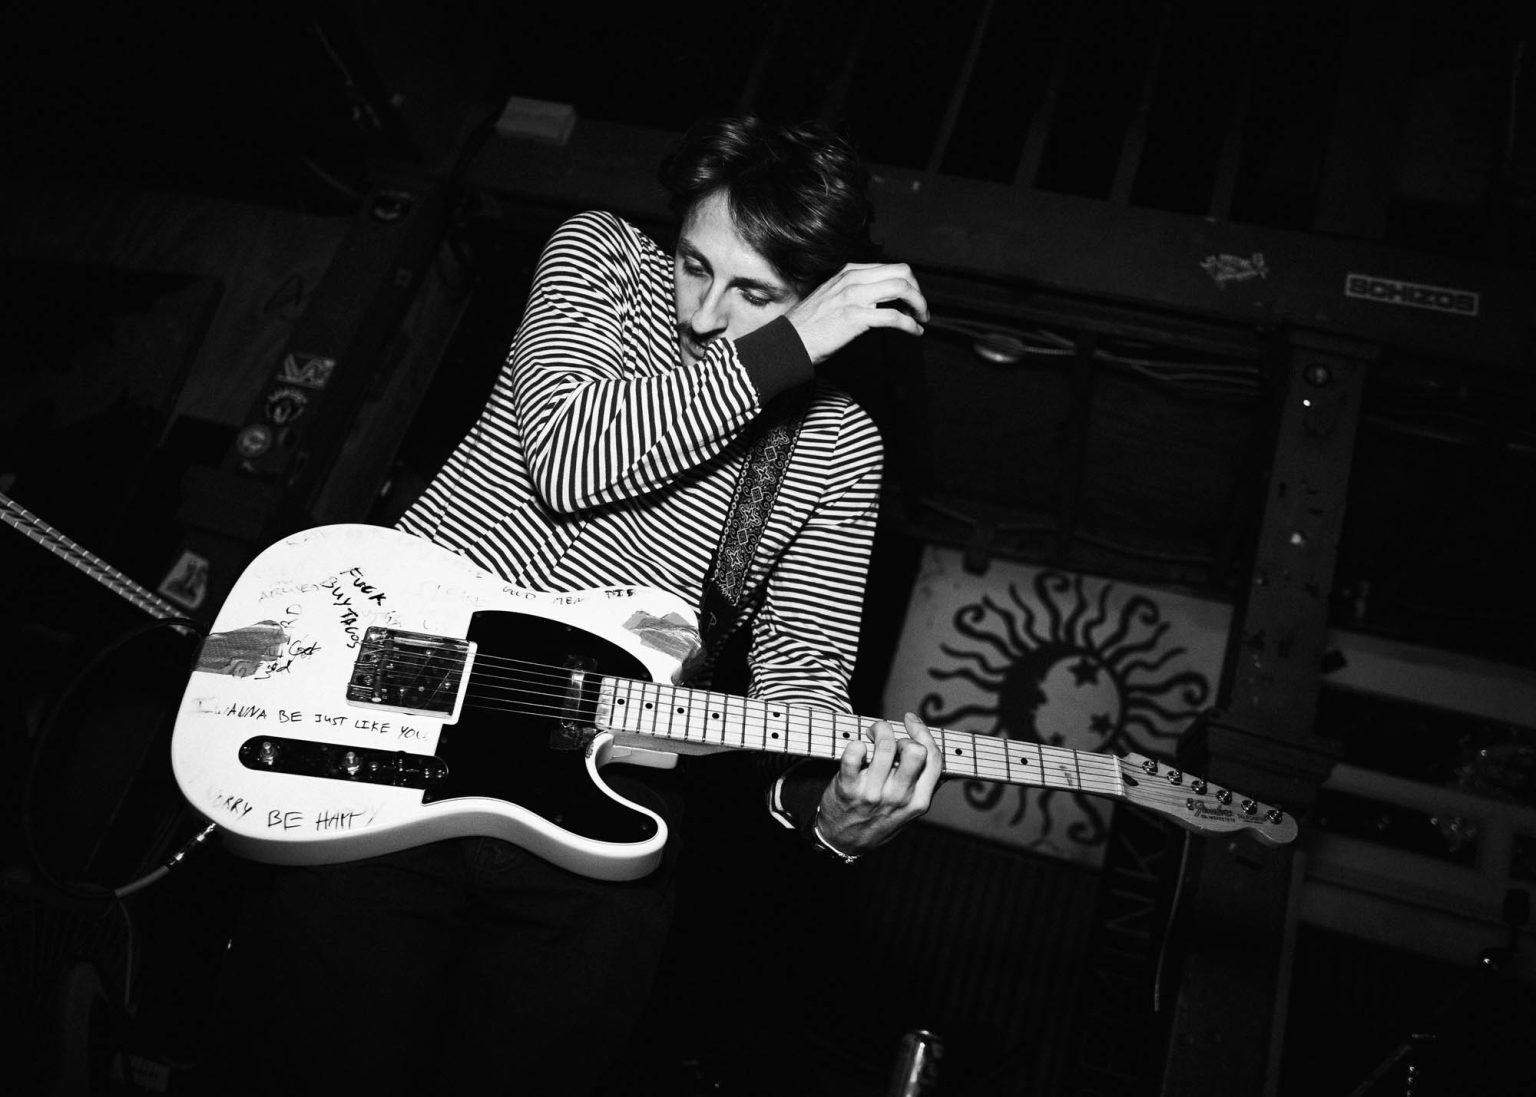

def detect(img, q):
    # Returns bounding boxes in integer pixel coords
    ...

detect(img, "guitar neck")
[598,675,1125,800]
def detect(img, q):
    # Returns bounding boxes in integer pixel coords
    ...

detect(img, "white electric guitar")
[170,524,1297,880]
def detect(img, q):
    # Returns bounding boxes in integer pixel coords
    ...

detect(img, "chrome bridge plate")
[347,627,473,720]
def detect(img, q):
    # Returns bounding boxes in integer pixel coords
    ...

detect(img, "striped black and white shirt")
[398,210,883,723]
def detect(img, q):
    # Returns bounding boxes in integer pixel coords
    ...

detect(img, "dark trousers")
[192,780,680,1096]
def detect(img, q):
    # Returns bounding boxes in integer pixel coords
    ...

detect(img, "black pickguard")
[421,608,661,847]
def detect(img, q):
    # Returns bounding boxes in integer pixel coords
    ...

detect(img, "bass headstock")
[1116,751,1298,846]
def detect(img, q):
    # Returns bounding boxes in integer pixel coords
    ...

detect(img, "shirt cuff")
[735,315,813,403]
[766,771,799,829]
[764,757,837,830]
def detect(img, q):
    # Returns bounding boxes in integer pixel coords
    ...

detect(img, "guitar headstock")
[1116,752,1298,846]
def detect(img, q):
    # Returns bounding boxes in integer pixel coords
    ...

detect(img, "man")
[195,115,940,1096]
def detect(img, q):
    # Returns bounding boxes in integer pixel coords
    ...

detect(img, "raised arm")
[509,211,765,512]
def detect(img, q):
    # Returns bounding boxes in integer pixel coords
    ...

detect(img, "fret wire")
[606,677,624,731]
[601,678,621,731]
[970,734,1012,780]
[662,681,681,742]
[1038,743,1082,790]
[724,692,749,748]
[764,700,789,754]
[627,678,646,733]
[1078,752,1124,794]
[699,687,719,743]
[715,689,738,747]
[594,669,1124,798]
[806,706,822,758]
[937,729,978,778]
[797,707,822,758]
[831,710,861,760]
[797,707,819,758]
[830,709,857,758]
[670,685,691,742]
[748,696,766,752]
[609,677,627,733]
[694,688,714,745]
[777,705,798,755]
[732,693,753,748]
[708,688,724,746]
[773,702,797,755]
[824,709,845,758]
[962,731,987,778]
[1017,740,1045,785]
[635,679,662,737]
[819,708,843,759]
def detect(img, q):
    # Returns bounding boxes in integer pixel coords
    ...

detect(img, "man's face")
[674,189,802,367]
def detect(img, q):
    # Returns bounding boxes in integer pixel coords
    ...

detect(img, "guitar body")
[171,524,704,881]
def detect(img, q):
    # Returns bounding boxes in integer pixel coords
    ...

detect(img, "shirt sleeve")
[509,211,767,513]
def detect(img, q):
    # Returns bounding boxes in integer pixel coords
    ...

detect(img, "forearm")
[513,349,759,511]
[512,320,814,514]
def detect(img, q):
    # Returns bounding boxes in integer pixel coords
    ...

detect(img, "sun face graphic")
[916,569,1213,849]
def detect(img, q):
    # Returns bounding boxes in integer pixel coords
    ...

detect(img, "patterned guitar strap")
[698,388,813,656]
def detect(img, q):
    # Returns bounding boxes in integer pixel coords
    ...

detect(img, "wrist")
[810,805,860,864]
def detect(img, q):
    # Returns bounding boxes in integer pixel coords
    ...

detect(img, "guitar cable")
[1151,824,1194,1014]
[19,614,214,905]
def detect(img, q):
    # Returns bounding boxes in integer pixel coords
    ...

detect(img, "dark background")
[2,2,1533,1094]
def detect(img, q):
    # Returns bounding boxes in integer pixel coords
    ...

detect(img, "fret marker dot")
[953,748,965,756]
[771,731,780,739]
[644,702,653,709]
[676,707,686,714]
[1017,757,1030,765]
[710,713,720,720]
[616,699,625,706]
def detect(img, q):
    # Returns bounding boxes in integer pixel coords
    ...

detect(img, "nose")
[688,285,731,340]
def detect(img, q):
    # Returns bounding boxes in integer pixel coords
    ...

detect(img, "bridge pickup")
[240,736,448,790]
[347,627,473,720]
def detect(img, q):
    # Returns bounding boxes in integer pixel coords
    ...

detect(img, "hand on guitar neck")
[815,712,943,859]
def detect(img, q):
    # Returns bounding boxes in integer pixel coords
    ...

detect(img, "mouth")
[679,332,710,362]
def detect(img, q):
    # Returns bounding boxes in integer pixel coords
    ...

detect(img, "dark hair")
[658,116,877,293]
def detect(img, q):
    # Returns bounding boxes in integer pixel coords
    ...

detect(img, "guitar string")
[355,655,1124,794]
[217,644,1267,821]
[464,679,1125,793]
[242,647,1252,810]
[240,641,1243,803]
[337,643,1141,794]
[315,637,1110,792]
